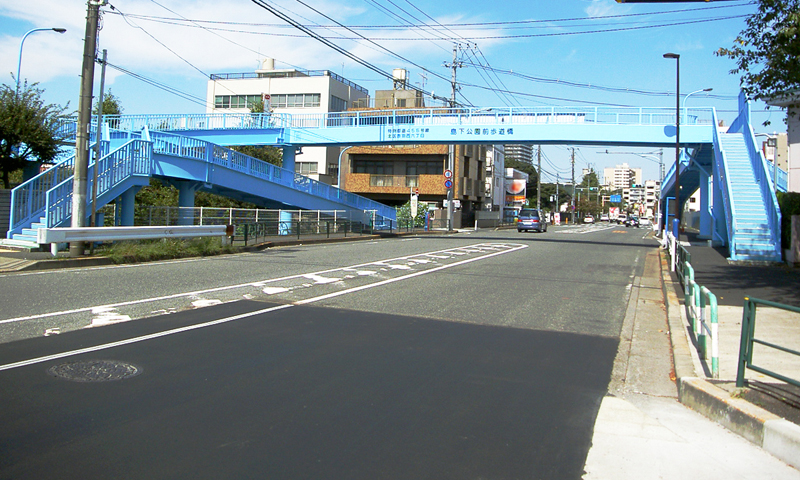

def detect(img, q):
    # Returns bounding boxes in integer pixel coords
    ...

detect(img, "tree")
[716,0,800,114]
[231,145,282,167]
[93,89,123,116]
[228,98,283,167]
[0,80,69,188]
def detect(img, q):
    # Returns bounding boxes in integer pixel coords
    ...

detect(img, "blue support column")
[712,153,728,247]
[698,168,712,240]
[118,186,139,226]
[282,146,297,174]
[177,180,199,226]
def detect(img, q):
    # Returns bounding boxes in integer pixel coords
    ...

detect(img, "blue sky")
[0,0,783,182]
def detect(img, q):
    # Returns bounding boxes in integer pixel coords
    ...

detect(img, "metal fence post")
[701,286,719,379]
[737,297,755,387]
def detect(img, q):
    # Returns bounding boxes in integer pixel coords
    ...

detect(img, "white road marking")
[0,243,524,326]
[0,304,294,372]
[0,243,528,372]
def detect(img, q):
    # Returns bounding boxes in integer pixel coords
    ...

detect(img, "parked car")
[583,215,594,224]
[600,214,610,222]
[624,216,640,228]
[517,208,548,233]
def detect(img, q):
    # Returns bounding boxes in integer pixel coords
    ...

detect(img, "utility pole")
[443,44,464,232]
[536,145,541,211]
[71,0,106,257]
[571,148,576,224]
[90,48,107,230]
[556,174,559,214]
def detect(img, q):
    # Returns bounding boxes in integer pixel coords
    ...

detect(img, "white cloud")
[584,0,627,19]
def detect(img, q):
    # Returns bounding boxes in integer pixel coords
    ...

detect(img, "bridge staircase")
[715,132,781,262]
[4,127,396,249]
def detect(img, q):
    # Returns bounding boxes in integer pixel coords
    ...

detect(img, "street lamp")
[664,52,680,229]
[683,88,713,109]
[16,28,67,94]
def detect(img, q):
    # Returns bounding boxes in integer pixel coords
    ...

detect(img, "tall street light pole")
[15,28,67,94]
[664,53,680,229]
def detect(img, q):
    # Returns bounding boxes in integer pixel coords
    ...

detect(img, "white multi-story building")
[604,163,643,190]
[206,59,370,185]
[504,144,533,164]
[484,146,505,212]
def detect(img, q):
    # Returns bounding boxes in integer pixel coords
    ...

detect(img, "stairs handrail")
[43,138,153,228]
[147,129,396,220]
[728,92,782,251]
[6,140,109,237]
[711,109,736,251]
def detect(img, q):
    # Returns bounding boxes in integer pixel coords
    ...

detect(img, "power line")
[107,1,753,32]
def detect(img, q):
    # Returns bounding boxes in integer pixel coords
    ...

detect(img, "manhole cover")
[47,360,142,382]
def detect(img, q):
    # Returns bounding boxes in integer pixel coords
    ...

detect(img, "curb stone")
[659,248,800,469]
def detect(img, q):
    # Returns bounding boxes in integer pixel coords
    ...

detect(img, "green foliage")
[0,80,70,188]
[231,145,282,167]
[778,191,800,248]
[579,169,599,189]
[575,198,603,218]
[97,237,236,264]
[135,179,178,206]
[134,178,257,209]
[396,200,428,227]
[93,90,123,116]
[716,0,800,115]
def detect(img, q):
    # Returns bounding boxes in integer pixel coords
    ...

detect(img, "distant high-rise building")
[603,163,643,190]
[504,144,534,164]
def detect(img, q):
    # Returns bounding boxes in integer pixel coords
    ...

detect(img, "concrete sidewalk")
[663,237,800,468]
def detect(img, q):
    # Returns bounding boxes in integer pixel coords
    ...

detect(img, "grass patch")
[95,237,237,264]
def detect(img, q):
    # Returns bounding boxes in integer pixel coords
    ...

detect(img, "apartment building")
[206,58,370,184]
[339,81,487,228]
[504,144,533,164]
[604,163,643,190]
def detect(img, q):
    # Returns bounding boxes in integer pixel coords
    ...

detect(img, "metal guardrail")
[684,262,720,378]
[676,242,691,287]
[665,239,720,378]
[737,297,800,388]
[232,219,376,246]
[38,225,231,256]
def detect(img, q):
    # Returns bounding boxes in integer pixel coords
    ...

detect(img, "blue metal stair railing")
[728,93,781,257]
[44,138,153,229]
[7,139,111,237]
[145,128,396,221]
[710,109,736,250]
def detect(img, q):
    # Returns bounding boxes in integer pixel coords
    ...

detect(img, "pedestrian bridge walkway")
[5,94,787,262]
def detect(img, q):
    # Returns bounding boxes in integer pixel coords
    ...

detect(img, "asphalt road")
[0,224,658,479]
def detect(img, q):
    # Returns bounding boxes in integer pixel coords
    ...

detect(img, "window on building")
[214,95,261,109]
[330,96,348,112]
[405,161,441,176]
[271,93,321,108]
[295,162,318,175]
[354,160,391,175]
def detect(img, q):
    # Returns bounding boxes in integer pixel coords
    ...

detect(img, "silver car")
[517,209,548,233]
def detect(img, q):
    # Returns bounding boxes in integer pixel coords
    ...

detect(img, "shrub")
[97,237,236,264]
[777,192,800,249]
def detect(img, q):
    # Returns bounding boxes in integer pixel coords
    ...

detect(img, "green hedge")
[778,192,800,250]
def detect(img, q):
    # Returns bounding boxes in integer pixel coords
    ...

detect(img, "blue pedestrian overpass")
[6,93,787,262]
